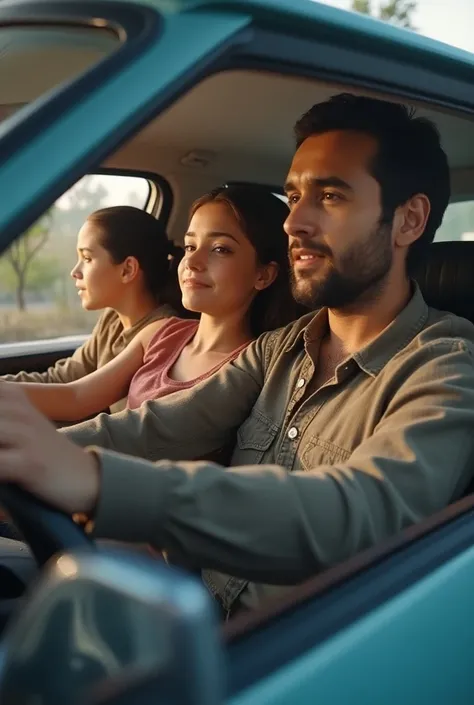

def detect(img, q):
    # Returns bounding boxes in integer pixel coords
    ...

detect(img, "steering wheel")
[0,484,94,566]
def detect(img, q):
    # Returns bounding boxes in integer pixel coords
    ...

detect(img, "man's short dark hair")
[294,93,450,271]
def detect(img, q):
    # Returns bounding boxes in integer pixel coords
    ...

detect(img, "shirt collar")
[354,282,429,376]
[283,309,327,353]
[284,282,429,377]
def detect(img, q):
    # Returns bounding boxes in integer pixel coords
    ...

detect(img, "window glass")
[0,174,149,344]
[435,201,474,242]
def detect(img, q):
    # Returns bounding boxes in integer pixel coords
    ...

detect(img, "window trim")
[230,25,474,115]
[0,336,88,360]
[93,168,174,226]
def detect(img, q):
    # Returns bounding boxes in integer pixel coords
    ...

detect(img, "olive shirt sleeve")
[60,332,271,460]
[76,339,474,586]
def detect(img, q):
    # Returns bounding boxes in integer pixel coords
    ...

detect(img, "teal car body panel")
[231,546,474,705]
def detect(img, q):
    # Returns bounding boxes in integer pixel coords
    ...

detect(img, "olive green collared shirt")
[61,284,474,612]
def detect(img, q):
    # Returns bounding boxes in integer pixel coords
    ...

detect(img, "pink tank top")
[127,317,249,409]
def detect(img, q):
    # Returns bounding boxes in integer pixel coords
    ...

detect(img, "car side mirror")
[0,550,223,705]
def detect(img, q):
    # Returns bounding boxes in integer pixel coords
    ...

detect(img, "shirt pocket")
[300,436,351,472]
[235,409,279,464]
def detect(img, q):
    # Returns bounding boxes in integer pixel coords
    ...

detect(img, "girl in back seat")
[2,206,181,413]
[10,185,303,422]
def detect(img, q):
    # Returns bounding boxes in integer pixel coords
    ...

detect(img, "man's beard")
[290,221,393,310]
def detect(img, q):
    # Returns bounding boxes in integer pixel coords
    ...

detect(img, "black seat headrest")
[414,241,474,323]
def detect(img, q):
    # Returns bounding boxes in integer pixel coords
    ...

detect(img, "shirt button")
[297,378,305,389]
[288,426,299,440]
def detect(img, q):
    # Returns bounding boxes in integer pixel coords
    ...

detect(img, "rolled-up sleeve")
[90,340,474,585]
[60,335,268,461]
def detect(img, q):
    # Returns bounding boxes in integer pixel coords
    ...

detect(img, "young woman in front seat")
[9,185,304,422]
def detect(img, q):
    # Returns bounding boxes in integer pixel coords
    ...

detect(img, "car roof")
[151,0,474,66]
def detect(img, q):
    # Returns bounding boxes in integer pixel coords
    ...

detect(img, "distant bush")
[0,306,98,343]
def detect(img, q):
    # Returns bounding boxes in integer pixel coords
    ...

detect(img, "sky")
[317,0,474,53]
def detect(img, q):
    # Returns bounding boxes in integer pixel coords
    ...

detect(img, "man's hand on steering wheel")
[0,382,100,516]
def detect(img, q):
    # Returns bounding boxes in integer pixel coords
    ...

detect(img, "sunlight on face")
[284,131,393,308]
[179,201,264,318]
[71,221,125,311]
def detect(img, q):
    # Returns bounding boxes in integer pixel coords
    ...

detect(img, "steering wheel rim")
[0,485,94,566]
